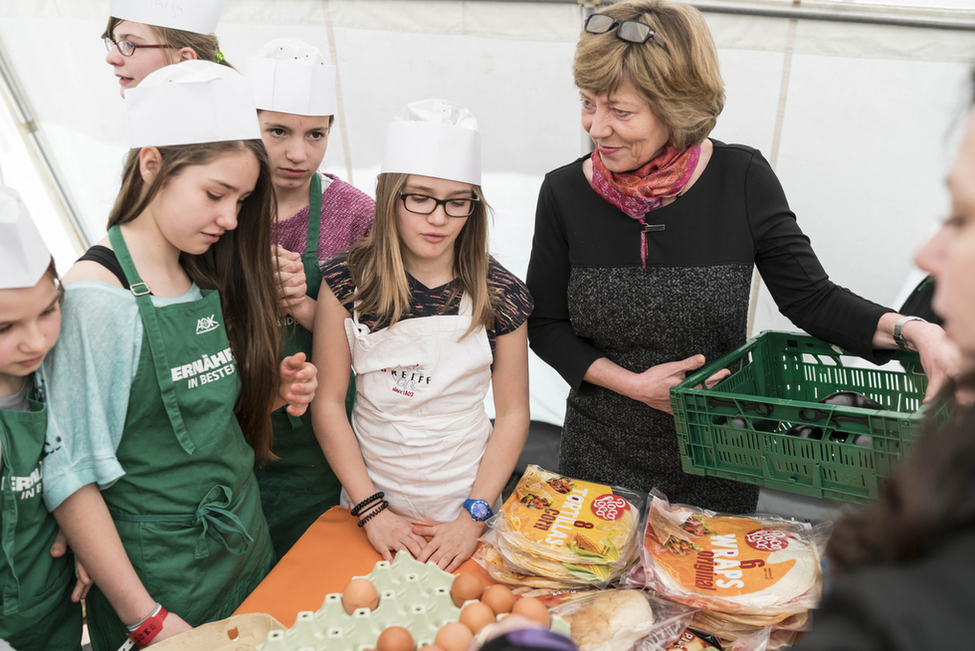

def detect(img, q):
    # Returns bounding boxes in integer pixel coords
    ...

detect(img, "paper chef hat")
[109,0,226,35]
[248,38,337,117]
[381,99,481,186]
[0,186,51,290]
[126,60,261,148]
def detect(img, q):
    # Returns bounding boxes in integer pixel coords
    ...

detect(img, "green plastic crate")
[671,330,948,505]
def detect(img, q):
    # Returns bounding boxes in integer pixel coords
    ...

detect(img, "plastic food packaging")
[476,466,646,589]
[152,613,285,651]
[548,589,692,651]
[633,491,829,620]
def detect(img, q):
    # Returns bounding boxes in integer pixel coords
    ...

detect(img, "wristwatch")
[894,315,926,350]
[463,498,493,521]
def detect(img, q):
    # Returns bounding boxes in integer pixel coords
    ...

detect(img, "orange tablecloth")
[234,506,491,627]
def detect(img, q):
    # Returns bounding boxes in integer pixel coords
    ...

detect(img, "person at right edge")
[793,71,975,650]
[526,0,960,513]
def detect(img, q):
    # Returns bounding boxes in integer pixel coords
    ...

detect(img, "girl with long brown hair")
[40,62,316,650]
[312,100,532,572]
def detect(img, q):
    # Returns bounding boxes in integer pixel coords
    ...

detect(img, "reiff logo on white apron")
[385,365,433,398]
[196,314,220,334]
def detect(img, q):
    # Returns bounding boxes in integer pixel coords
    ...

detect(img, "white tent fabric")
[1,0,973,427]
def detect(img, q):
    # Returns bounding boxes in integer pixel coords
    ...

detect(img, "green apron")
[85,226,273,651]
[0,382,82,651]
[254,173,351,560]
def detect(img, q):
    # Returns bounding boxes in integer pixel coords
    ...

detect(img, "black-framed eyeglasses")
[399,193,479,218]
[104,37,175,57]
[584,13,666,48]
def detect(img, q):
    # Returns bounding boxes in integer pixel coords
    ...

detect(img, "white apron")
[341,294,494,525]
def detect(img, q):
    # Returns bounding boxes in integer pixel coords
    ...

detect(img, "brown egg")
[450,573,484,608]
[341,577,380,614]
[511,596,551,627]
[480,584,516,615]
[377,626,415,651]
[434,622,474,651]
[458,601,496,635]
[417,647,446,651]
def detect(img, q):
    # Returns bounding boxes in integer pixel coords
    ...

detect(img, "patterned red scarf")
[591,142,701,267]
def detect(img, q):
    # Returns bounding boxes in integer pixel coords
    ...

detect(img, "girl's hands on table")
[363,509,429,562]
[414,515,484,572]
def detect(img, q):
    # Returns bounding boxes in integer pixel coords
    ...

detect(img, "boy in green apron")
[247,38,374,559]
[40,62,318,651]
[0,186,83,651]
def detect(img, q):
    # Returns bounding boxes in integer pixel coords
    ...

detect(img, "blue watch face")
[466,500,491,520]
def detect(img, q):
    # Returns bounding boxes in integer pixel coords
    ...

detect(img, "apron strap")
[107,226,196,455]
[1,462,22,614]
[306,173,322,257]
[283,174,325,430]
[110,484,253,560]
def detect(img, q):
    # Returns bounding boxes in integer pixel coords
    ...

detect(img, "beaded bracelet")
[351,491,384,517]
[357,500,389,528]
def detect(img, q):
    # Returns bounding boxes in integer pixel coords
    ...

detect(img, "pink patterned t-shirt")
[273,173,375,265]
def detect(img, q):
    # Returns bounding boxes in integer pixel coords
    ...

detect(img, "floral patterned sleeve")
[320,252,356,306]
[489,258,534,337]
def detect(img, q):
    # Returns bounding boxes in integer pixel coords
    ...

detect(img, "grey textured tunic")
[526,141,891,513]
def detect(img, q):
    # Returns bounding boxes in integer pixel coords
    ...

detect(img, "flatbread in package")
[638,491,828,617]
[483,466,644,586]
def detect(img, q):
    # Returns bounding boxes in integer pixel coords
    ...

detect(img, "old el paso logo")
[692,533,765,591]
[384,366,432,398]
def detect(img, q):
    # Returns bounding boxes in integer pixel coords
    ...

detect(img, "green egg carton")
[258,550,570,651]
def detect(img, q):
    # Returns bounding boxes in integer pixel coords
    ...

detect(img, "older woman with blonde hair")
[526,0,958,513]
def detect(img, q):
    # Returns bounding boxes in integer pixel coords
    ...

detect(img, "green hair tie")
[215,49,225,63]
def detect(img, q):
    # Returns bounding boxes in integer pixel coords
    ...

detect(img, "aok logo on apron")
[385,365,434,397]
[196,314,219,334]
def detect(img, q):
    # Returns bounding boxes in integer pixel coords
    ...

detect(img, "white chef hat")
[381,99,481,186]
[126,60,261,148]
[0,186,51,290]
[109,0,226,35]
[247,38,337,117]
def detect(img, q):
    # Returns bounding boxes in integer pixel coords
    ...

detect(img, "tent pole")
[0,37,91,253]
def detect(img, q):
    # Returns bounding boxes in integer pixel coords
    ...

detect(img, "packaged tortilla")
[637,491,829,617]
[474,543,576,589]
[549,589,690,651]
[480,466,645,588]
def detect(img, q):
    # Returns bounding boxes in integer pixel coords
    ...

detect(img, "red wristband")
[128,605,168,648]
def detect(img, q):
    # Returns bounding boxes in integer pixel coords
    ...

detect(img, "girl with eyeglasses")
[311,100,533,572]
[40,62,316,650]
[246,38,375,561]
[103,0,229,97]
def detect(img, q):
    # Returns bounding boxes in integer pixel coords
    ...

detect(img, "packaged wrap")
[549,589,690,651]
[478,466,645,588]
[636,491,829,618]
